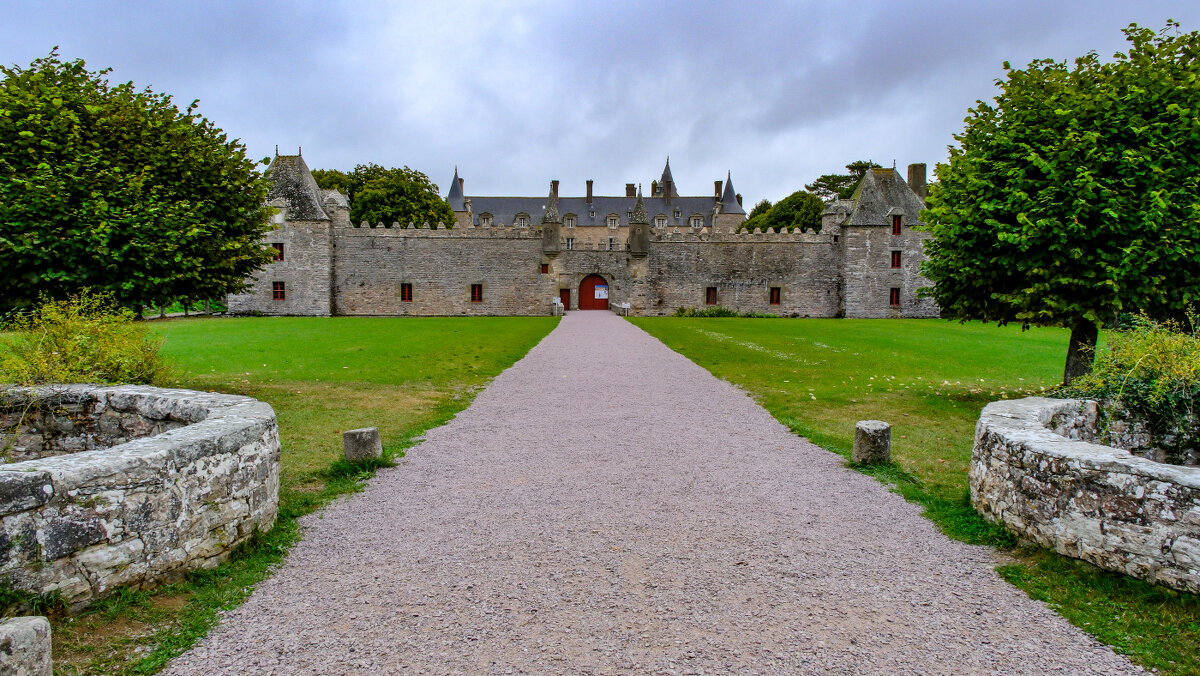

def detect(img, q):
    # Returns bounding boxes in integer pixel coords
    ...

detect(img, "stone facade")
[228,154,940,318]
[0,385,280,610]
[971,397,1200,593]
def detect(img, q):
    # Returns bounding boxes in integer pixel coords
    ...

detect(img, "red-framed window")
[272,281,285,301]
[271,243,284,261]
[769,287,781,305]
[892,215,902,235]
[891,250,902,269]
[400,283,413,302]
[889,287,901,307]
[540,263,549,274]
[705,287,718,305]
[471,284,483,303]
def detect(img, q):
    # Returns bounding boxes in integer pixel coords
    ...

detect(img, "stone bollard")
[853,420,891,464]
[0,616,52,676]
[343,427,383,463]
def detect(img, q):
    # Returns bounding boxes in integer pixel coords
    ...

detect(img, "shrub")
[672,306,777,318]
[1063,314,1200,464]
[0,292,171,385]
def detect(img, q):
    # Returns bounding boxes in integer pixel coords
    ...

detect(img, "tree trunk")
[1063,319,1099,386]
[204,299,211,314]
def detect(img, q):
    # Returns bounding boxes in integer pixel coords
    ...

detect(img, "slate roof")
[267,155,329,221]
[658,158,679,198]
[464,195,719,228]
[447,167,465,211]
[845,168,926,225]
[720,171,745,215]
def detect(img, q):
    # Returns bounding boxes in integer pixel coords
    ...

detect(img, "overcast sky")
[3,1,1198,204]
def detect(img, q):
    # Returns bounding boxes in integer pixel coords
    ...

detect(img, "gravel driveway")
[165,311,1138,675]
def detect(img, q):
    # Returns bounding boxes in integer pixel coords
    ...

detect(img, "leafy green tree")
[0,51,273,312]
[804,160,881,201]
[920,22,1200,384]
[311,163,454,227]
[742,190,824,232]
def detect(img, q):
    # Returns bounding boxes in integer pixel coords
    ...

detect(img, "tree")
[311,163,454,227]
[920,22,1200,384]
[742,190,824,232]
[804,160,881,201]
[0,51,273,313]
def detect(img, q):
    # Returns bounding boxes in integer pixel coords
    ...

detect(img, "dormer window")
[480,213,493,227]
[654,215,667,228]
[673,209,681,219]
[690,215,703,228]
[564,215,576,228]
[607,214,619,229]
[515,213,530,227]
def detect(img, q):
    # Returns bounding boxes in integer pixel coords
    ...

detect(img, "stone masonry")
[228,154,940,318]
[0,385,280,610]
[971,397,1200,593]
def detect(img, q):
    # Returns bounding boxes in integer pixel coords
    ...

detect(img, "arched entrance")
[578,274,610,310]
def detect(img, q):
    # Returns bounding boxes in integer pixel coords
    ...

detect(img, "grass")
[48,316,557,675]
[629,316,1200,675]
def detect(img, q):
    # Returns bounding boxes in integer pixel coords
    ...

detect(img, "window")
[889,287,901,307]
[607,237,616,251]
[471,284,483,303]
[272,281,285,301]
[565,237,575,250]
[892,215,902,235]
[706,287,718,305]
[673,209,681,219]
[540,263,549,274]
[400,283,413,302]
[891,250,902,269]
[271,243,284,261]
[565,215,576,229]
[690,215,703,228]
[770,287,781,305]
[833,235,839,243]
[607,214,619,229]
[655,215,667,228]
[515,213,530,227]
[480,213,493,227]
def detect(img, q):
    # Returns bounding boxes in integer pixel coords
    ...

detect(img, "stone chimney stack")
[736,194,743,207]
[458,177,464,193]
[907,163,927,200]
[586,179,593,204]
[551,179,559,199]
[714,180,723,199]
[626,183,636,198]
[663,180,673,206]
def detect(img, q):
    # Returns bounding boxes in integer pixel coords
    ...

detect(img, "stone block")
[0,616,51,676]
[343,427,383,463]
[852,420,891,464]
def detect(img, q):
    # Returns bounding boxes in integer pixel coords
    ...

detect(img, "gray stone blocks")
[0,616,51,676]
[852,420,891,463]
[344,427,383,462]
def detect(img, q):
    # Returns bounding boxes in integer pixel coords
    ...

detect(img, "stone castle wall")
[840,224,939,319]
[227,216,333,316]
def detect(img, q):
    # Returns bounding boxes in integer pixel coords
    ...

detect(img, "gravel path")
[165,311,1139,675]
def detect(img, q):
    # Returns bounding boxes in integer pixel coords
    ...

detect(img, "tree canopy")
[920,22,1200,383]
[743,190,825,232]
[311,164,455,227]
[0,51,273,313]
[804,160,881,201]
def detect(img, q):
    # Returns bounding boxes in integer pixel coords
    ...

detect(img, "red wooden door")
[559,289,571,311]
[578,275,609,310]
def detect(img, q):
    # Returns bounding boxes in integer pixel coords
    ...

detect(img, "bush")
[1063,314,1200,464]
[0,292,171,385]
[672,306,777,318]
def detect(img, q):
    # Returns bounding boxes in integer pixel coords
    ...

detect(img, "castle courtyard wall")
[226,219,332,316]
[840,225,938,318]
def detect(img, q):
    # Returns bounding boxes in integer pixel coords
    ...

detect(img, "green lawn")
[630,316,1199,676]
[51,316,558,675]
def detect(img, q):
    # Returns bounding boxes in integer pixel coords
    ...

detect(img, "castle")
[226,154,940,318]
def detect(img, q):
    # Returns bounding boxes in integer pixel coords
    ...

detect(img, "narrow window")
[892,215,902,235]
[540,263,549,274]
[607,237,615,251]
[889,287,901,307]
[673,209,681,219]
[706,287,718,305]
[272,281,285,301]
[833,235,839,243]
[770,287,781,305]
[565,237,575,250]
[471,284,483,303]
[565,215,576,229]
[271,243,284,261]
[891,250,902,269]
[400,283,413,302]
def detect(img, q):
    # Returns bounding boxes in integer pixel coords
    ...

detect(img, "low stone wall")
[971,397,1200,593]
[0,385,279,610]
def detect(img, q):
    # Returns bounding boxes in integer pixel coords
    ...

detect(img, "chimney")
[663,179,673,205]
[586,179,593,204]
[736,193,743,207]
[626,183,636,198]
[714,180,722,199]
[458,177,464,193]
[550,179,559,199]
[907,163,927,200]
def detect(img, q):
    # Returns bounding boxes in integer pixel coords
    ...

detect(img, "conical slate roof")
[720,171,745,215]
[541,182,561,223]
[659,157,678,197]
[267,154,329,221]
[631,186,649,224]
[447,167,465,211]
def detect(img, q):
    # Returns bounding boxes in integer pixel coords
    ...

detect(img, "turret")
[714,170,747,233]
[628,186,650,257]
[541,180,561,256]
